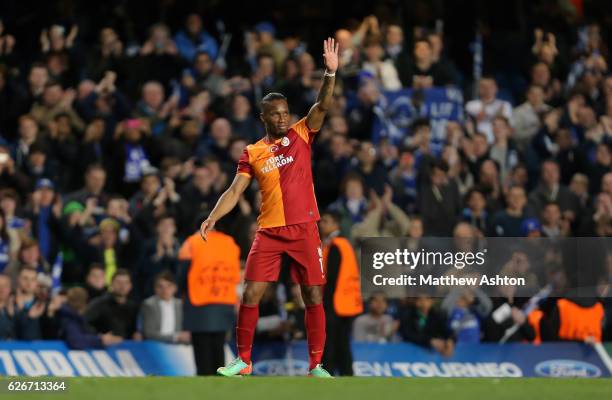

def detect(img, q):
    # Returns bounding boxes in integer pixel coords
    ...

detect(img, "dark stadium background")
[2,0,611,86]
[0,0,612,386]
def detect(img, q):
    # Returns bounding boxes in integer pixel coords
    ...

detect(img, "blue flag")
[51,252,63,296]
[371,87,464,147]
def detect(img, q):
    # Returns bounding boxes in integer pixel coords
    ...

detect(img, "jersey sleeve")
[236,148,253,177]
[291,117,319,144]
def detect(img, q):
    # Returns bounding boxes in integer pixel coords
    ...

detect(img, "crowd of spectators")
[0,2,611,351]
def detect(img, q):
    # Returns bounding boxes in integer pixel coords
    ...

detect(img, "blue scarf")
[0,240,9,272]
[38,207,51,261]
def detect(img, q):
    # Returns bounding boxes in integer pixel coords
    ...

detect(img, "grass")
[3,377,612,400]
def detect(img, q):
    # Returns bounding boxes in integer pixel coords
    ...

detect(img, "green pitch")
[5,377,612,400]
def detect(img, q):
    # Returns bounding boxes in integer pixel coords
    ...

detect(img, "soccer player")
[199,38,339,378]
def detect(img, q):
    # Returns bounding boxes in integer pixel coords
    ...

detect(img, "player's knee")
[301,285,323,305]
[242,283,265,305]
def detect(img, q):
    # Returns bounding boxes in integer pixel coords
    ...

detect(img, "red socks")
[236,303,259,364]
[305,303,326,370]
[236,302,325,369]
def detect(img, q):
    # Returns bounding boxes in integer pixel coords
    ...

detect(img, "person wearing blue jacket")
[174,14,218,62]
[58,286,123,349]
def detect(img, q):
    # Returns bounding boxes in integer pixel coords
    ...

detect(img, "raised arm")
[199,173,251,240]
[306,37,339,131]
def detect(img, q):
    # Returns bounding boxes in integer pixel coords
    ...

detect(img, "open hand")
[323,37,339,73]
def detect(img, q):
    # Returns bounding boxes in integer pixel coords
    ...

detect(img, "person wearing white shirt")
[140,271,190,343]
[465,77,513,143]
[361,39,402,91]
[512,85,552,149]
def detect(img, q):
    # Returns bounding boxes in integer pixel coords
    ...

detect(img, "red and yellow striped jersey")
[237,118,320,228]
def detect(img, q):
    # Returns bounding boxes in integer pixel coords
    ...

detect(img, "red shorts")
[245,221,325,285]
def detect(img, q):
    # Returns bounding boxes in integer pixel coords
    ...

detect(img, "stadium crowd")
[0,1,611,369]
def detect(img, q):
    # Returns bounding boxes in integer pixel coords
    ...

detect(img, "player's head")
[260,92,289,138]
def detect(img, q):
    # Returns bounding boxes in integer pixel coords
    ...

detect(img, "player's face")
[261,99,290,138]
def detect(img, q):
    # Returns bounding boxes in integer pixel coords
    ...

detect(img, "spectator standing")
[418,160,462,236]
[465,77,513,142]
[58,287,123,349]
[483,285,536,342]
[174,14,219,62]
[361,37,402,90]
[353,292,396,343]
[84,269,139,339]
[13,266,45,340]
[136,215,180,300]
[396,38,455,89]
[0,273,15,339]
[512,85,552,149]
[140,271,189,344]
[441,288,492,343]
[26,178,63,264]
[528,160,579,220]
[84,264,107,301]
[64,164,109,211]
[397,293,454,356]
[491,186,532,237]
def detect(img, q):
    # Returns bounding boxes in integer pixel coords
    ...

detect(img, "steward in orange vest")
[319,211,363,376]
[179,230,241,307]
[178,228,241,375]
[539,297,604,342]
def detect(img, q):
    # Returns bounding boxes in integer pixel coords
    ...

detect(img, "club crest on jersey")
[281,137,290,147]
[269,144,279,153]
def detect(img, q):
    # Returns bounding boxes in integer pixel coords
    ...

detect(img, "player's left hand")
[323,37,339,73]
[200,218,215,241]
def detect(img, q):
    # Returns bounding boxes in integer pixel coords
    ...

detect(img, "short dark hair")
[413,37,432,47]
[30,62,47,72]
[86,163,106,175]
[87,263,104,273]
[368,291,387,303]
[321,210,342,226]
[542,158,559,167]
[543,201,560,210]
[29,141,47,155]
[508,184,526,194]
[492,115,510,126]
[45,79,62,89]
[480,74,496,82]
[155,213,175,225]
[260,92,287,110]
[411,117,430,132]
[155,270,176,286]
[111,269,131,282]
[465,187,485,203]
[431,159,449,174]
[340,172,364,194]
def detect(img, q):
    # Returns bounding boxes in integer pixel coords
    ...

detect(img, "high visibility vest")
[557,298,604,343]
[178,231,241,306]
[323,237,363,317]
[528,309,543,345]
